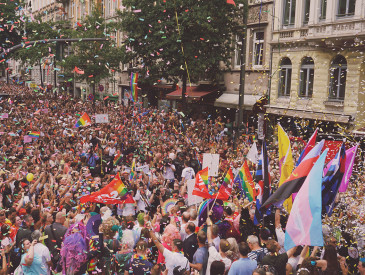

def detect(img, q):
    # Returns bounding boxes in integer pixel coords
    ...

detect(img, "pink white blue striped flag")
[284,149,328,251]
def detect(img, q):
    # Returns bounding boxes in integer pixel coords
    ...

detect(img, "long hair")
[323,245,339,272]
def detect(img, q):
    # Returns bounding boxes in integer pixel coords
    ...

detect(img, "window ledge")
[324,100,344,107]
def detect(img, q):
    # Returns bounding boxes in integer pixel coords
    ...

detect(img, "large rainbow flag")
[80,173,134,204]
[74,112,91,128]
[234,160,255,201]
[130,72,138,102]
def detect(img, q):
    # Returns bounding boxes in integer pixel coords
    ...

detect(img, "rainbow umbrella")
[198,199,223,226]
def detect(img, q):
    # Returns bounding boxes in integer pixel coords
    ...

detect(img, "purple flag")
[338,145,358,192]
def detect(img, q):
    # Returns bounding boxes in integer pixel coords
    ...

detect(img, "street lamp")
[234,0,248,153]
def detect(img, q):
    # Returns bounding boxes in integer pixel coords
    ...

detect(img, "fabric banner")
[202,154,220,177]
[187,179,204,206]
[80,174,134,204]
[322,140,342,163]
[284,149,328,251]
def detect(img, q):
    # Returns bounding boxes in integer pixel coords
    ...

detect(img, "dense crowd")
[0,82,364,275]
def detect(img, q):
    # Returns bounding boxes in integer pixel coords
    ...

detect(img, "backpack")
[252,249,266,264]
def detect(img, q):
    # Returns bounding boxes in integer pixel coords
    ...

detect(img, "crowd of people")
[0,82,364,275]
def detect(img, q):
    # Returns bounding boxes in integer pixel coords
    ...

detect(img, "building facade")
[267,0,365,135]
[215,0,273,127]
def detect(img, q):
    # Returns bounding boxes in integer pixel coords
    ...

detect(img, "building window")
[329,55,347,100]
[319,0,327,20]
[303,0,310,25]
[283,0,296,27]
[337,0,355,17]
[278,57,292,97]
[299,57,314,98]
[234,34,242,68]
[252,31,264,66]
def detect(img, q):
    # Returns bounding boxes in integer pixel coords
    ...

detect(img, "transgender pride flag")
[284,149,328,251]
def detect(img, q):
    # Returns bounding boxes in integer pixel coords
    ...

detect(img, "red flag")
[80,174,135,204]
[217,167,234,201]
[227,0,236,6]
[192,167,212,199]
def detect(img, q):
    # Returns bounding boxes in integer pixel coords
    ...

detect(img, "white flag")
[246,143,259,164]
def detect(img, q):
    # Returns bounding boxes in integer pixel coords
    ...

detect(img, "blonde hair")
[99,217,119,239]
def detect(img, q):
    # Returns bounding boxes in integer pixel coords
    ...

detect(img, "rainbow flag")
[192,167,211,199]
[113,153,122,166]
[28,131,40,138]
[130,72,138,102]
[80,173,134,204]
[199,167,209,186]
[234,160,255,201]
[129,159,136,181]
[74,112,91,128]
[217,167,234,200]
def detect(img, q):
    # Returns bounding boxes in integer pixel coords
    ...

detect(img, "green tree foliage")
[61,4,124,95]
[0,0,23,55]
[119,0,243,85]
[15,18,72,66]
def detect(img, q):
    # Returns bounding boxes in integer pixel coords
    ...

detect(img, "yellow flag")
[278,124,294,212]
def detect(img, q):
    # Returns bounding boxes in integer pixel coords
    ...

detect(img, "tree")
[0,0,24,78]
[15,18,73,87]
[61,4,124,103]
[0,0,23,54]
[119,0,243,108]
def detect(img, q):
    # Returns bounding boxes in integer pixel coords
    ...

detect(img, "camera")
[163,159,170,166]
[155,189,161,197]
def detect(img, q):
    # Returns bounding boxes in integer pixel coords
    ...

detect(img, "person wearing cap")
[147,222,189,275]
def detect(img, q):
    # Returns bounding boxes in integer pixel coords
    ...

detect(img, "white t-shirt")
[122,203,136,216]
[34,243,52,275]
[135,189,151,212]
[181,167,195,180]
[163,248,190,275]
[163,165,176,180]
[206,246,231,275]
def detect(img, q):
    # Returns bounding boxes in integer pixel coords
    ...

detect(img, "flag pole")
[208,166,231,213]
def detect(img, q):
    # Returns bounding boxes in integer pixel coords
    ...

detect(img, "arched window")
[299,57,314,98]
[329,55,347,100]
[279,57,292,97]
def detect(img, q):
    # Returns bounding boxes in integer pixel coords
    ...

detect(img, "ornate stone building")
[267,0,365,134]
[215,0,273,126]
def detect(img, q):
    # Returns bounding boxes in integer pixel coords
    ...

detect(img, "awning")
[214,93,263,110]
[266,105,352,124]
[166,86,215,100]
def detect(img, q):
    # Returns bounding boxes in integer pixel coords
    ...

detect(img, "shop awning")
[214,93,263,110]
[266,105,352,124]
[166,86,215,100]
